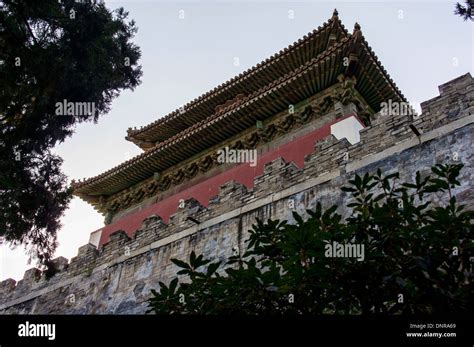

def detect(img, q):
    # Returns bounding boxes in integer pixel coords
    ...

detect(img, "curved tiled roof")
[125,9,349,149]
[72,10,406,203]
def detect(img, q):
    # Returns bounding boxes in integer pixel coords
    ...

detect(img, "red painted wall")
[97,114,360,246]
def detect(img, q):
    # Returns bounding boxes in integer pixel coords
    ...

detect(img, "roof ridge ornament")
[353,22,361,36]
[327,9,340,48]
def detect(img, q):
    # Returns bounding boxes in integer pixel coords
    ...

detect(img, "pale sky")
[1,0,472,281]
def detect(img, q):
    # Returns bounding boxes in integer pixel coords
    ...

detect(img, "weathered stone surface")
[0,74,473,314]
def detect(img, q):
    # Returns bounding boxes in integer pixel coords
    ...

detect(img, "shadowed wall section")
[0,74,472,314]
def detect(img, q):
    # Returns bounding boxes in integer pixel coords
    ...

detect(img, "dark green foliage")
[148,164,473,314]
[0,0,142,266]
[455,1,473,21]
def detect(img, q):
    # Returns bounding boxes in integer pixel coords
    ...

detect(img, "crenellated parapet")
[305,135,351,177]
[418,73,474,133]
[0,278,16,297]
[2,73,472,313]
[68,244,98,276]
[253,159,301,199]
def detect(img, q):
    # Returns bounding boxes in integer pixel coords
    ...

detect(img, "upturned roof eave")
[125,11,349,148]
[72,30,406,200]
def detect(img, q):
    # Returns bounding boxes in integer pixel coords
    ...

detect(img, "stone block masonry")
[0,73,473,314]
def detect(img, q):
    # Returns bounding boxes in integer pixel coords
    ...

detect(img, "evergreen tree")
[455,1,473,21]
[0,0,142,267]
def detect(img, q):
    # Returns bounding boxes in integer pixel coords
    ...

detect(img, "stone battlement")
[0,73,473,314]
